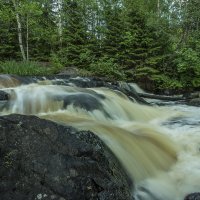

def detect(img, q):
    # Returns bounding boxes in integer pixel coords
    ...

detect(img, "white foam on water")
[134,105,200,200]
[1,79,200,199]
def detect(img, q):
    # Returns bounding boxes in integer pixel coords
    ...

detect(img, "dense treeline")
[0,0,200,91]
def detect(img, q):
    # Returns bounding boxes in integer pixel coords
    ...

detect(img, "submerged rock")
[3,74,148,105]
[184,192,200,200]
[0,90,9,101]
[0,114,132,200]
[188,98,200,107]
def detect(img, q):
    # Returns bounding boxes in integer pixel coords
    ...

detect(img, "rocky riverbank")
[1,74,200,106]
[0,114,132,200]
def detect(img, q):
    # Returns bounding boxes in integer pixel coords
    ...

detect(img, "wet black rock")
[184,192,200,200]
[0,114,132,200]
[0,90,9,101]
[188,98,200,107]
[184,92,200,106]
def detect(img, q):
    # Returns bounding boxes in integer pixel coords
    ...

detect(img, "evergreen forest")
[1,0,200,91]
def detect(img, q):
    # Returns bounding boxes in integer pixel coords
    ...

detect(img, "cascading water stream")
[0,75,200,200]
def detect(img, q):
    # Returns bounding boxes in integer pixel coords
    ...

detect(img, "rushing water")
[0,75,200,200]
[134,103,200,200]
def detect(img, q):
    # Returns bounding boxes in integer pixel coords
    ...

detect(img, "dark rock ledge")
[185,193,200,200]
[0,114,132,200]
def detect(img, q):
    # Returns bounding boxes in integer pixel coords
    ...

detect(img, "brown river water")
[1,75,200,200]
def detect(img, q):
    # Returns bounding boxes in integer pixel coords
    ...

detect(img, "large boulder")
[0,114,132,200]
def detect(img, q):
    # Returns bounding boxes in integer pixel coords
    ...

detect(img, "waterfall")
[1,75,200,199]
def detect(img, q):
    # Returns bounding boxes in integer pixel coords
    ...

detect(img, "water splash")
[134,104,200,200]
[3,77,199,199]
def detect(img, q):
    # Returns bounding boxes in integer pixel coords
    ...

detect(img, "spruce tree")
[59,0,93,68]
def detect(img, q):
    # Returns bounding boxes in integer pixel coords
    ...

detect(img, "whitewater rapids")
[0,75,200,200]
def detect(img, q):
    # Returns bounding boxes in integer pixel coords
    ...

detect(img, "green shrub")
[151,74,183,89]
[173,47,200,88]
[78,68,93,77]
[135,66,183,89]
[49,53,64,74]
[135,66,159,78]
[0,60,51,75]
[89,56,126,80]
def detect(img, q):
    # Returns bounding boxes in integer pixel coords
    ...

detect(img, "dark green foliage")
[0,1,19,60]
[102,2,124,60]
[0,0,200,90]
[57,0,95,68]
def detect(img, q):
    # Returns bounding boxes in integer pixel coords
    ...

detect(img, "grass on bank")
[0,59,126,81]
[0,60,60,76]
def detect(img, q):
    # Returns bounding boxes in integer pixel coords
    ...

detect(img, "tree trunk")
[12,0,26,61]
[26,15,29,60]
[157,0,160,16]
[57,0,63,47]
